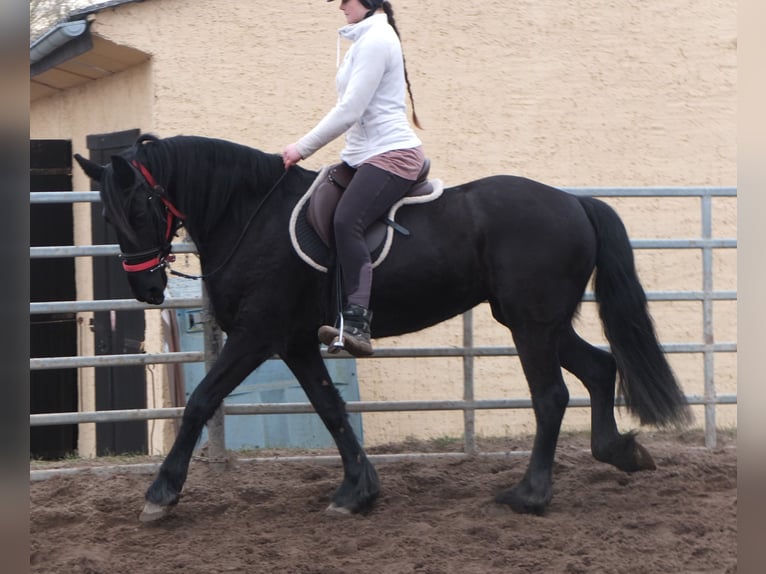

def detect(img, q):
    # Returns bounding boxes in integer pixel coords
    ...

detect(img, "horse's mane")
[110,134,287,244]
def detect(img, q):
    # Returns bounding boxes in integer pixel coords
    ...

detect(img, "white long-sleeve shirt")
[296,13,421,167]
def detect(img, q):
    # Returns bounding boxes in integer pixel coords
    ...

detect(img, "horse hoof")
[139,501,172,523]
[495,486,550,515]
[634,442,656,471]
[325,502,353,516]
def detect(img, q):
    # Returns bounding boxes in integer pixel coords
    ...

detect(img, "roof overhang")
[30,2,150,102]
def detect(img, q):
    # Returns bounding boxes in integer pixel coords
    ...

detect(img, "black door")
[87,129,148,456]
[30,140,78,460]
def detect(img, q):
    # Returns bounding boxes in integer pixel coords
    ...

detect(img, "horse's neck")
[172,168,288,261]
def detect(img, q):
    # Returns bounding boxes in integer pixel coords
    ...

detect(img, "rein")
[126,160,288,281]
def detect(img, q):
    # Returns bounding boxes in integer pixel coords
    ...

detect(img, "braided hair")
[361,0,422,129]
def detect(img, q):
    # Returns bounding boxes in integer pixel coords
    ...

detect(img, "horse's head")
[75,146,181,305]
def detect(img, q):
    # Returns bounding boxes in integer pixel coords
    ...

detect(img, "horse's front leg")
[282,336,380,514]
[140,334,270,522]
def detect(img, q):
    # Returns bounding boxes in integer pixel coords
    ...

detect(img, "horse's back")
[370,174,597,335]
[421,174,595,260]
[456,175,585,220]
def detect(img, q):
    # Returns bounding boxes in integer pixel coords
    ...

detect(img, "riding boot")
[340,303,374,356]
[318,304,374,357]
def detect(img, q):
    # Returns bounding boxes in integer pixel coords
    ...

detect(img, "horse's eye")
[101,207,112,224]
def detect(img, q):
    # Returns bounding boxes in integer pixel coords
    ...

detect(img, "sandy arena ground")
[30,430,736,574]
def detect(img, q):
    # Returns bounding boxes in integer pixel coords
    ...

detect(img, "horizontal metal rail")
[29,290,737,316]
[29,238,737,260]
[631,239,736,249]
[29,394,737,426]
[562,187,737,198]
[30,188,738,203]
[29,341,737,370]
[30,191,101,203]
[30,450,540,482]
[30,297,201,314]
[30,243,198,258]
[30,351,205,370]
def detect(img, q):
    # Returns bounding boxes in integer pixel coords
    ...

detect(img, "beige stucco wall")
[31,60,157,455]
[30,0,736,453]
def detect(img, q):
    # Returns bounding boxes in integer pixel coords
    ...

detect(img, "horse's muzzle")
[141,288,166,305]
[129,276,166,305]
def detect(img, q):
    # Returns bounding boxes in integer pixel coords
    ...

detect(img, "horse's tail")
[577,196,691,427]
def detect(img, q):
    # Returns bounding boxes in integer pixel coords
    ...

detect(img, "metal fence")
[30,187,737,464]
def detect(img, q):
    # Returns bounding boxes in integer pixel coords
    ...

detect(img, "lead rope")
[168,171,288,281]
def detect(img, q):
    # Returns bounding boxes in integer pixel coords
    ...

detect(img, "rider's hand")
[282,143,303,170]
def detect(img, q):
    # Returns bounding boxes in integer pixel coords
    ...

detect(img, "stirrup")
[318,311,346,354]
[329,311,345,353]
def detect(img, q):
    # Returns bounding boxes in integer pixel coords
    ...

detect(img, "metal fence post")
[202,283,227,467]
[463,309,477,454]
[701,193,717,448]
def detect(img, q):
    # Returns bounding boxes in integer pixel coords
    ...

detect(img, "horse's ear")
[111,155,137,189]
[73,154,104,181]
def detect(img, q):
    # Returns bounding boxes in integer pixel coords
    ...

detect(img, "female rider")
[282,0,424,357]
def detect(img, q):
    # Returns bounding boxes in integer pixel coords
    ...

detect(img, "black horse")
[75,134,690,522]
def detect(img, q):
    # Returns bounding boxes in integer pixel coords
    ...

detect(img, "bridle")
[118,158,288,281]
[118,160,185,274]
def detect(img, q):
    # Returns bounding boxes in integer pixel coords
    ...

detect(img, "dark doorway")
[30,140,78,460]
[88,129,148,456]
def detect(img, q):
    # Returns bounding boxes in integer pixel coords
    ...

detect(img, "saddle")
[289,160,444,272]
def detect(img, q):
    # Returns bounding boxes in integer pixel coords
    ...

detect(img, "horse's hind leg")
[495,323,569,515]
[281,336,379,514]
[141,335,271,522]
[558,325,656,472]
